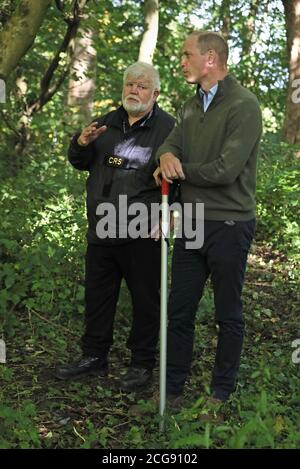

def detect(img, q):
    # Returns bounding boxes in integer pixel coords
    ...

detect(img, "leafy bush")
[0,401,40,449]
[0,142,87,336]
[256,136,300,278]
[166,361,300,449]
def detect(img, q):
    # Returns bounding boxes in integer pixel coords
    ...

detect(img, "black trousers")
[81,238,161,369]
[167,219,256,401]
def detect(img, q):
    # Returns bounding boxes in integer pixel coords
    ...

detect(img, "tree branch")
[55,0,65,12]
[39,17,80,97]
[26,0,89,116]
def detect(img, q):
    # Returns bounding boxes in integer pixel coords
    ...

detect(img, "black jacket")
[68,104,175,244]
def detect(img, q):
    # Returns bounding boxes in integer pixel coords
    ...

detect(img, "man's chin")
[123,103,141,113]
[185,76,198,84]
[124,107,141,115]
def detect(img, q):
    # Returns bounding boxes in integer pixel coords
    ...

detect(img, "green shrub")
[0,401,40,449]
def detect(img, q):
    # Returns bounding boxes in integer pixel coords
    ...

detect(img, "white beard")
[122,94,154,115]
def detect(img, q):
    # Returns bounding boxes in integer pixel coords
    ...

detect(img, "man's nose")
[130,84,139,93]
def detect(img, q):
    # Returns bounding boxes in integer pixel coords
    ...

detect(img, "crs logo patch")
[104,155,127,168]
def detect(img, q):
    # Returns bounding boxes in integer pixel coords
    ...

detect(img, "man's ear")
[207,49,216,66]
[153,90,160,100]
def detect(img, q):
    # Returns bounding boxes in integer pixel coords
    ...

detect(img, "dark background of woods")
[0,0,299,450]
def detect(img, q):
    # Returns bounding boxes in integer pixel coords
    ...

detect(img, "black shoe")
[54,356,108,380]
[120,366,152,392]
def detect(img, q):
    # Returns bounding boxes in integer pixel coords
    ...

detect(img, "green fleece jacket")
[156,74,262,220]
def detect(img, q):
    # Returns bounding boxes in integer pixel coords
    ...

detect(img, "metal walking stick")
[159,179,169,432]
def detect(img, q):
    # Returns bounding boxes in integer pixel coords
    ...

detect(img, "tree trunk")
[238,0,260,87]
[0,0,52,81]
[220,0,231,41]
[67,27,97,125]
[3,0,89,156]
[242,0,260,57]
[282,0,300,144]
[138,0,159,64]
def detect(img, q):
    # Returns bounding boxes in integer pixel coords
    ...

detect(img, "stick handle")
[161,178,169,196]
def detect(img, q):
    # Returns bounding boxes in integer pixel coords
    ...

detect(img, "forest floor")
[1,240,299,449]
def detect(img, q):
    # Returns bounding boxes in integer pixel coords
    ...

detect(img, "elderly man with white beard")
[55,62,175,392]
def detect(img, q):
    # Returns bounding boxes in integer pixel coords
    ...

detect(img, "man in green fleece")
[154,31,262,406]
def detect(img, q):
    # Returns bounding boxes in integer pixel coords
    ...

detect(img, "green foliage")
[256,137,300,278]
[0,1,19,30]
[0,140,87,336]
[162,359,300,449]
[0,400,40,449]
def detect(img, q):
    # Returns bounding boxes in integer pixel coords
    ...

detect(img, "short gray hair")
[123,61,161,91]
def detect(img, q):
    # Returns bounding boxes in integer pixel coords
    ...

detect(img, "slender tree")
[220,0,231,40]
[282,0,300,144]
[138,0,159,64]
[67,27,97,124]
[242,0,260,56]
[238,0,260,87]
